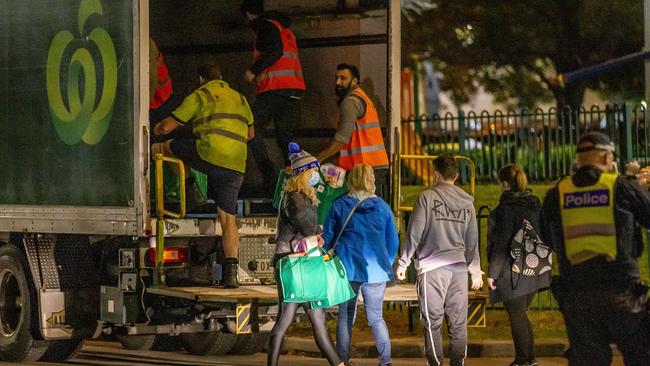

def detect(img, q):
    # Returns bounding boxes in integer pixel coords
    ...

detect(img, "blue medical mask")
[309,171,320,186]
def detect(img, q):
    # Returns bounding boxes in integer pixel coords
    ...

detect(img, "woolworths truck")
[0,0,401,362]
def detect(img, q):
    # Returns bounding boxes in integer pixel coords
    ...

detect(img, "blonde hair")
[347,164,376,193]
[283,169,319,204]
[498,164,528,192]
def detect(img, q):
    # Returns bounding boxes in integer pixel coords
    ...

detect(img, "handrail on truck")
[153,154,186,287]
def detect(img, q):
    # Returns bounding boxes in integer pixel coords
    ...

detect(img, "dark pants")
[503,293,536,364]
[268,270,341,366]
[249,92,302,182]
[373,167,390,204]
[552,281,650,366]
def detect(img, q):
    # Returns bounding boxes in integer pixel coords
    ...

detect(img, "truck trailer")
[0,0,401,362]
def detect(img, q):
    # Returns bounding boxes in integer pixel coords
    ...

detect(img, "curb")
[284,337,570,358]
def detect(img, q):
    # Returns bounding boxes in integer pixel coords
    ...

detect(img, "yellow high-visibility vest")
[173,80,253,173]
[558,172,618,265]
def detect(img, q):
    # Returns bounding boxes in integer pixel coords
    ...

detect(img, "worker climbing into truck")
[317,64,390,202]
[152,63,254,289]
[241,0,306,191]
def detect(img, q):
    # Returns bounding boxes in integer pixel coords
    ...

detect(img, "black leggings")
[267,301,341,366]
[503,293,536,364]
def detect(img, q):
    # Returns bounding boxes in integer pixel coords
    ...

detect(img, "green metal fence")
[402,104,648,184]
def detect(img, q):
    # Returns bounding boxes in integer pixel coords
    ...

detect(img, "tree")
[402,0,645,109]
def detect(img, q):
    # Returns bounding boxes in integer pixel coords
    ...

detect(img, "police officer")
[540,132,650,366]
[152,64,254,289]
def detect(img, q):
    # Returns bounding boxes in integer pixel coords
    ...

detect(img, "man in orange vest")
[317,64,390,201]
[241,0,306,189]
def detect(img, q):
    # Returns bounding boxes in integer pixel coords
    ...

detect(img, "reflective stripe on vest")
[558,172,618,265]
[189,80,251,173]
[337,87,389,170]
[253,19,306,94]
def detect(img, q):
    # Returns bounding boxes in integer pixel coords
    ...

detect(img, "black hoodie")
[487,190,550,303]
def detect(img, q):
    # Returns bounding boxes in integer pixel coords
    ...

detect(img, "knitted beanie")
[288,142,320,176]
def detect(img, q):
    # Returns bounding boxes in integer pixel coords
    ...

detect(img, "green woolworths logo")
[46,0,117,145]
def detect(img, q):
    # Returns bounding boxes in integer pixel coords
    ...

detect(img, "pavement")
[285,337,574,359]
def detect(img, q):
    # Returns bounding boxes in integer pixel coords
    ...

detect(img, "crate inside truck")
[0,0,400,362]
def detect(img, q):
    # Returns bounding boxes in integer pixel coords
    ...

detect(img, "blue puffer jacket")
[323,195,399,283]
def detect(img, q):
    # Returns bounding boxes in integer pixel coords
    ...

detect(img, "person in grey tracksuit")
[396,153,483,366]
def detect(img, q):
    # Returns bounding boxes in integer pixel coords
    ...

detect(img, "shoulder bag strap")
[330,198,366,253]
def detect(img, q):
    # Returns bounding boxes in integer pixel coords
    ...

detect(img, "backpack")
[510,219,552,277]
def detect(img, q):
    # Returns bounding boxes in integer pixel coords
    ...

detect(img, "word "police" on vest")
[563,189,610,209]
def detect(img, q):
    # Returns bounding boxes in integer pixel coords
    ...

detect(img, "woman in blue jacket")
[323,164,399,366]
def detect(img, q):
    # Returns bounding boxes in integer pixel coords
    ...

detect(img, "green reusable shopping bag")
[310,254,356,309]
[278,247,327,303]
[310,198,366,309]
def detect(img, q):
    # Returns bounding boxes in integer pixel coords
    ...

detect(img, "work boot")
[222,258,239,288]
[186,180,207,212]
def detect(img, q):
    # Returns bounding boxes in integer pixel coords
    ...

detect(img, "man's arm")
[154,116,182,135]
[539,187,560,251]
[316,97,361,163]
[465,206,483,290]
[248,126,255,141]
[316,140,346,163]
[248,21,283,77]
[396,193,429,278]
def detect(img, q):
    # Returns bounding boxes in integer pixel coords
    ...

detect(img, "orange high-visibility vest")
[149,39,172,109]
[337,87,389,170]
[253,19,305,94]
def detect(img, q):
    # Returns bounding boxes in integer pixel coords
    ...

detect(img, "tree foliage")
[402,0,645,109]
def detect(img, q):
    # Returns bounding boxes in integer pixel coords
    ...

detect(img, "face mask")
[309,171,320,186]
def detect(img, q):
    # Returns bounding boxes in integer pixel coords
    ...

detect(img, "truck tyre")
[117,334,182,352]
[0,244,48,362]
[229,332,269,355]
[181,331,236,355]
[39,338,84,362]
[117,335,156,350]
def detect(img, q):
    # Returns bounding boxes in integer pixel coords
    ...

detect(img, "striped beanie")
[288,142,320,176]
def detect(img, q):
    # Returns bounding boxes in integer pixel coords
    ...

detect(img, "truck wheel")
[39,338,84,362]
[0,244,47,362]
[181,331,236,355]
[117,334,182,352]
[229,332,269,355]
[117,335,156,350]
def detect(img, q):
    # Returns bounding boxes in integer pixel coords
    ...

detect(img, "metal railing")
[153,154,186,287]
[402,104,648,183]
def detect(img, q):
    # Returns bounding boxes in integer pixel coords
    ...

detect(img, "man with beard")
[317,64,390,201]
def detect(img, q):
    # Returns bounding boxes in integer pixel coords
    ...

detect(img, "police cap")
[576,132,615,153]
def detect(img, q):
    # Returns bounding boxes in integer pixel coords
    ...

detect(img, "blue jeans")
[336,281,391,365]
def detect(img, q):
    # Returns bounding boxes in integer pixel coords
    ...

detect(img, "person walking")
[152,63,253,288]
[396,153,483,366]
[241,0,306,187]
[267,142,343,366]
[540,132,650,366]
[487,165,550,366]
[316,64,390,202]
[322,164,399,366]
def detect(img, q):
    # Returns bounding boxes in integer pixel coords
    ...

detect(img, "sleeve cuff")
[170,113,187,125]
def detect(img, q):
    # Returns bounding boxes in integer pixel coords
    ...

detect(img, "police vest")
[558,172,618,265]
[149,39,172,109]
[337,88,389,170]
[189,80,252,173]
[253,19,305,94]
